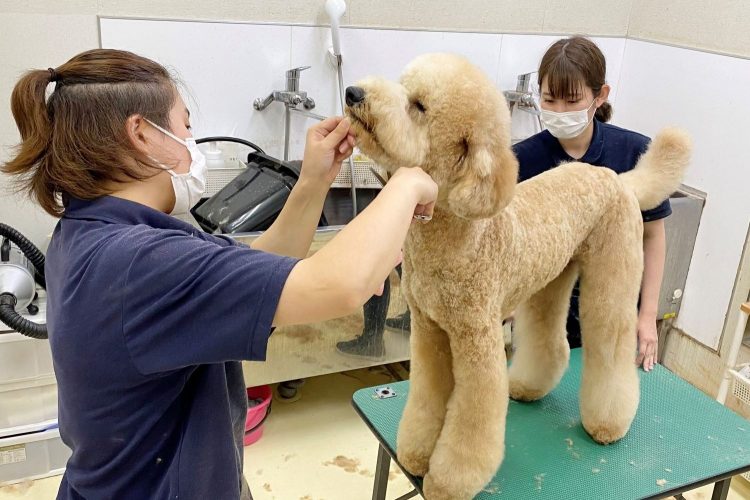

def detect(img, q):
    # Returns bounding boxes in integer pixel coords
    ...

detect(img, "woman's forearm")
[639,219,666,321]
[273,178,420,327]
[309,180,416,300]
[250,179,328,258]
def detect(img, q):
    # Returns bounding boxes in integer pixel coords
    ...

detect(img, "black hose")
[195,136,265,155]
[0,294,48,339]
[0,223,46,288]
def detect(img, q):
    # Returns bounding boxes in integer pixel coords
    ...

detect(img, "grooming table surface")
[353,349,750,499]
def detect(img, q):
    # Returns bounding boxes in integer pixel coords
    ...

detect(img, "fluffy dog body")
[346,53,691,500]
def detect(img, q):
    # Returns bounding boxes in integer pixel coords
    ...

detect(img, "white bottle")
[205,141,225,170]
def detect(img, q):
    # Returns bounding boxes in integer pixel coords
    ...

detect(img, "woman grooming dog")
[1,49,438,500]
[513,36,669,372]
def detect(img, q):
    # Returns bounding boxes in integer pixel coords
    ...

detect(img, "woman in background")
[513,36,669,372]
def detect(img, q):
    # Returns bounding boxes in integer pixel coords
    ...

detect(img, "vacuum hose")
[0,223,48,339]
[195,136,265,155]
[0,293,47,339]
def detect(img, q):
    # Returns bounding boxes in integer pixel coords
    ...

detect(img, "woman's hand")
[389,167,438,221]
[252,117,354,258]
[636,316,658,371]
[300,116,356,188]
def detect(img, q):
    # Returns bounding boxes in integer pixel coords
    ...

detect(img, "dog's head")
[346,53,518,219]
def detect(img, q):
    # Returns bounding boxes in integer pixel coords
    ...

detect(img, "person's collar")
[63,195,195,232]
[545,118,604,164]
[579,118,604,164]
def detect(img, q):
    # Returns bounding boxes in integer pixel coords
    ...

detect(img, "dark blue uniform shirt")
[513,118,671,221]
[45,195,298,499]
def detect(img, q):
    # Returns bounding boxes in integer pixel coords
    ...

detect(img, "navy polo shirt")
[513,119,671,222]
[45,195,298,499]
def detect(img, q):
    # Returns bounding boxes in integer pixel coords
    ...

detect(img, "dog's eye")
[413,100,426,113]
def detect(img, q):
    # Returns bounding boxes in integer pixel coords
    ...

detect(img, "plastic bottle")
[205,141,225,170]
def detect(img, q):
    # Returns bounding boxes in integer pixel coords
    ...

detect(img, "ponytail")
[595,101,613,123]
[3,69,58,215]
[1,49,176,217]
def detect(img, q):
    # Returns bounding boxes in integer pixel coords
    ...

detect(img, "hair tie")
[48,68,58,82]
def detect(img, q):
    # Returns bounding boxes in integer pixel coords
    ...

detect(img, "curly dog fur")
[346,53,691,500]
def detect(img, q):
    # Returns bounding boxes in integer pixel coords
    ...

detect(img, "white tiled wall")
[614,40,750,350]
[100,20,627,157]
[100,19,294,159]
[95,19,750,350]
[101,19,507,160]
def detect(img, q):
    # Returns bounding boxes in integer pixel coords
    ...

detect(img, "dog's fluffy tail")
[620,128,692,211]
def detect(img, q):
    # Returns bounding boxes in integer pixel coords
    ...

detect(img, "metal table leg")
[372,444,391,500]
[711,478,731,500]
[394,489,420,500]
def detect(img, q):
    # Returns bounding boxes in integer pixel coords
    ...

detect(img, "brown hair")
[538,36,613,123]
[1,49,178,217]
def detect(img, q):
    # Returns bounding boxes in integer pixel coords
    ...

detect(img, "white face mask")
[540,99,597,140]
[145,119,207,216]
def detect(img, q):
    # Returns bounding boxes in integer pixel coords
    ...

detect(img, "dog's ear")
[447,138,518,219]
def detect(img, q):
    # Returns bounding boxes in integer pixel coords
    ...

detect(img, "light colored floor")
[1,366,750,500]
[243,365,415,500]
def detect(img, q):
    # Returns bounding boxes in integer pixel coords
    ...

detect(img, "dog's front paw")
[397,446,430,477]
[423,472,475,500]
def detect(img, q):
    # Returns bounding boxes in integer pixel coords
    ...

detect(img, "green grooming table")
[353,349,750,499]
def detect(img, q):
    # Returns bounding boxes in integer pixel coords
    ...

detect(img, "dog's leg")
[578,239,641,444]
[422,325,507,500]
[508,263,578,401]
[397,306,454,477]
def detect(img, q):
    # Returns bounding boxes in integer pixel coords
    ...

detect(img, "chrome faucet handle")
[254,93,275,111]
[302,96,316,110]
[516,72,534,92]
[286,66,311,92]
[286,66,311,78]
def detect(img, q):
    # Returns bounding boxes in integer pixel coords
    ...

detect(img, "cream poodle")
[345,53,691,500]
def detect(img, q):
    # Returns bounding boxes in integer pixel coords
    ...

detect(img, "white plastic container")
[0,331,54,385]
[204,141,225,170]
[0,423,70,485]
[0,419,58,440]
[728,363,750,482]
[0,376,58,430]
[0,294,50,385]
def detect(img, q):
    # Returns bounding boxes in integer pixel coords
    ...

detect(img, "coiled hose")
[0,293,47,339]
[0,223,48,339]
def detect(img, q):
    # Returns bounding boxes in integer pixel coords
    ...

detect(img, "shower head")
[325,0,346,56]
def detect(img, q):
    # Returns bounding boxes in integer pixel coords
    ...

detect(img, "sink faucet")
[254,66,320,161]
[503,72,540,115]
[254,66,316,112]
[503,72,543,137]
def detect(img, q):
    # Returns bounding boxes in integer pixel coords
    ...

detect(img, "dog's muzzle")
[345,86,366,106]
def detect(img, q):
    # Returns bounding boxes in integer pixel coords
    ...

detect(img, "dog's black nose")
[345,86,366,106]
